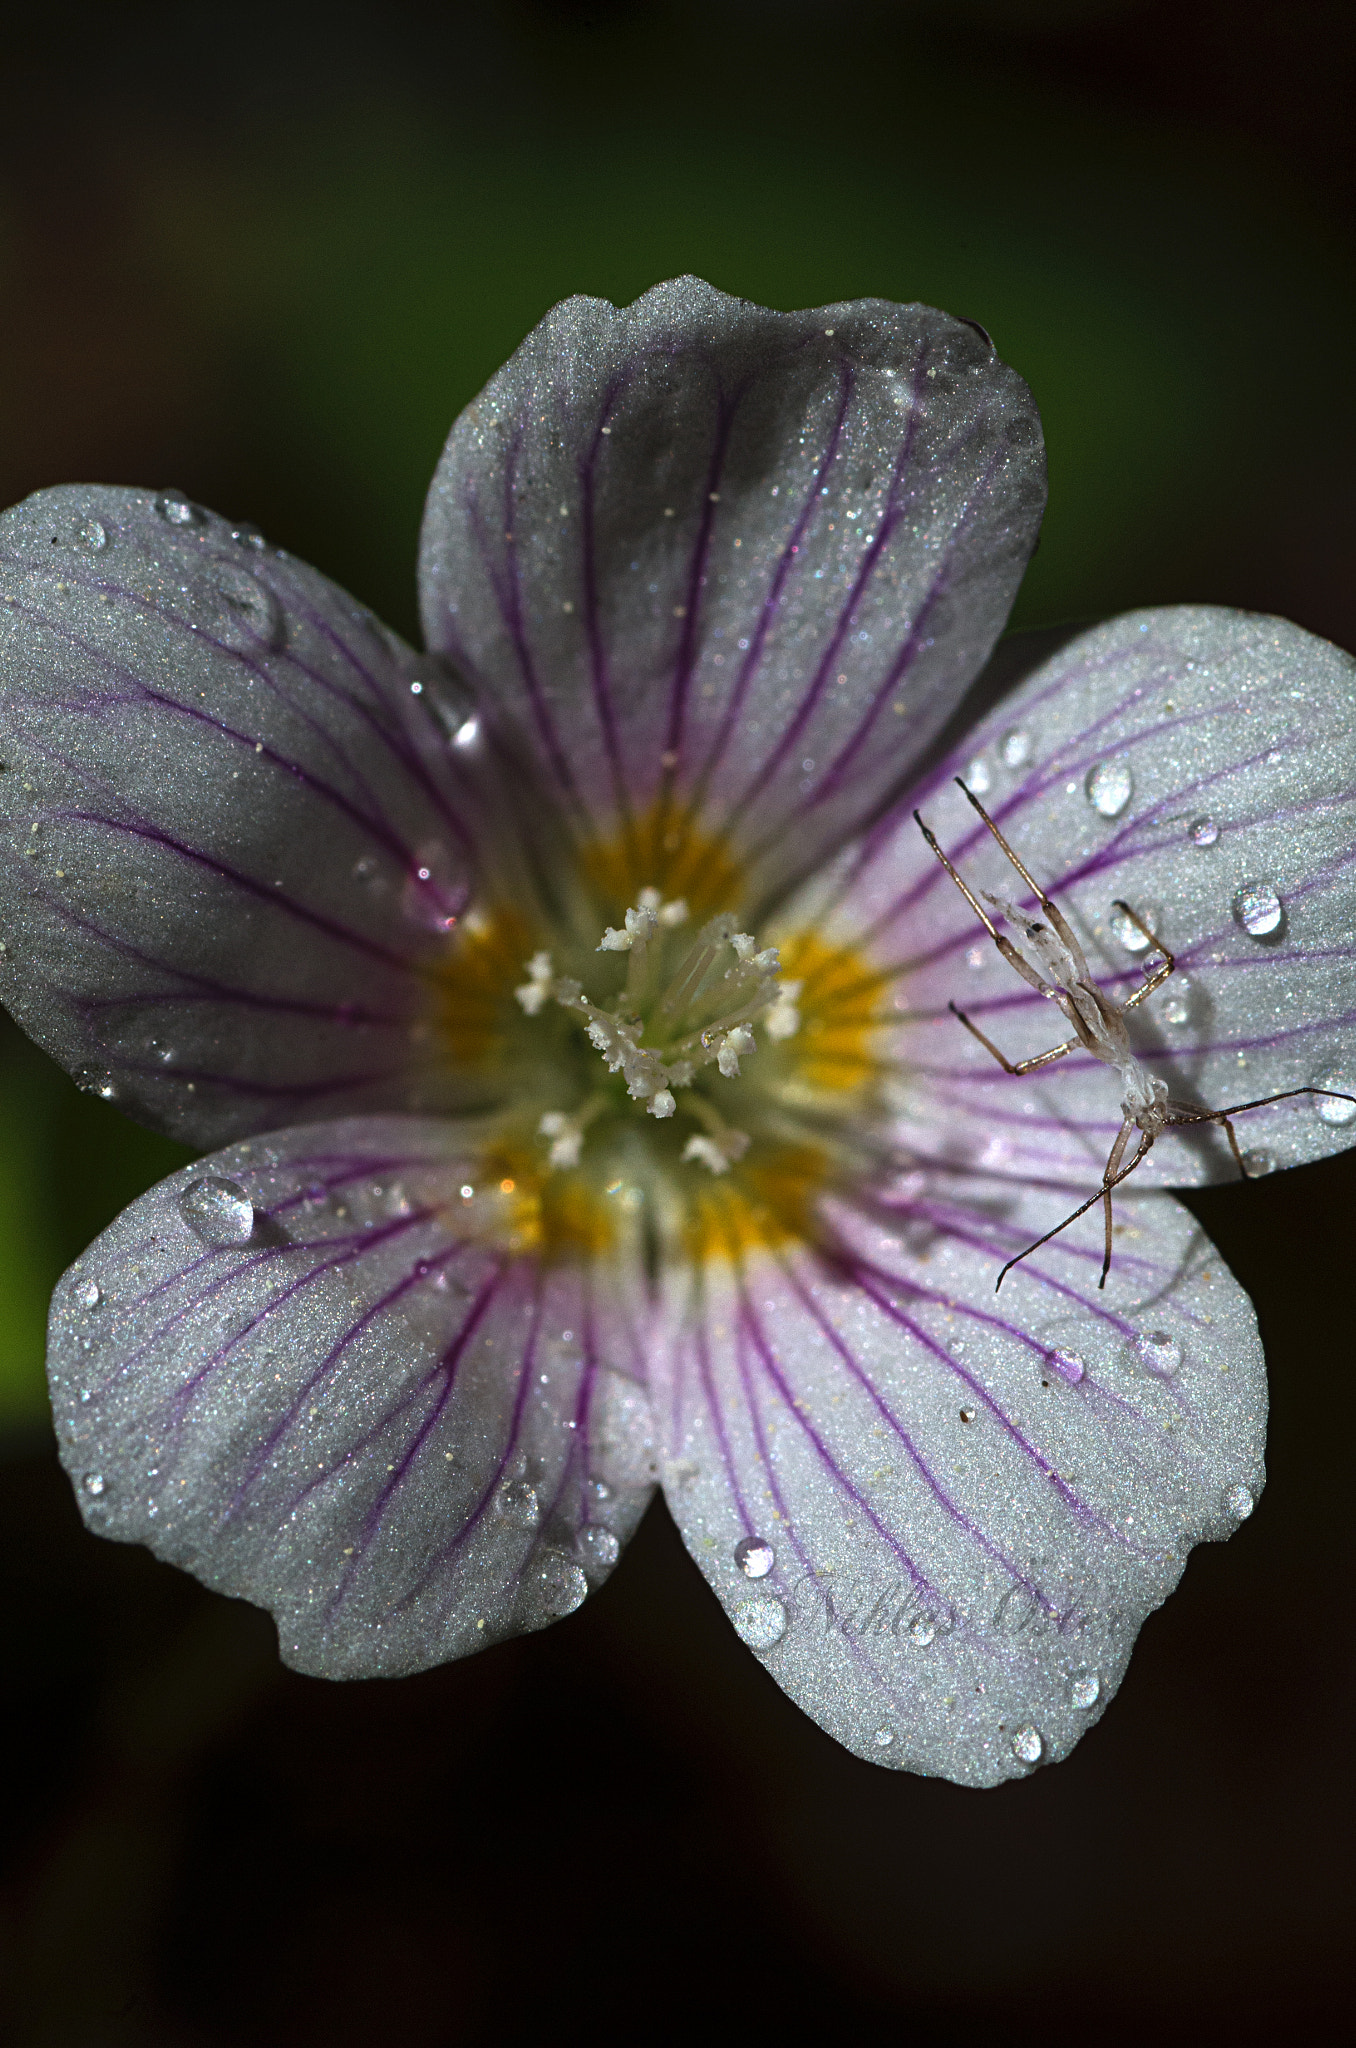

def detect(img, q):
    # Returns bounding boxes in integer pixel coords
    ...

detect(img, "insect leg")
[1167,1086,1356,1175]
[914,811,1057,997]
[953,778,1092,982]
[1100,1120,1134,1288]
[995,1129,1155,1293]
[1111,901,1176,1013]
[947,1001,1080,1075]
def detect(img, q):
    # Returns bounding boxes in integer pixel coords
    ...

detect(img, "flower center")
[516,889,801,1176]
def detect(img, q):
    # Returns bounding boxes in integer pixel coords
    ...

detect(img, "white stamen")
[658,897,689,927]
[515,950,555,1014]
[538,1110,585,1169]
[682,1127,751,1174]
[649,1089,677,1119]
[730,932,758,961]
[598,925,633,952]
[717,1024,755,1077]
[764,980,802,1040]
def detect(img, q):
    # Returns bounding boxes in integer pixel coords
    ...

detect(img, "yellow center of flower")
[433,813,884,1262]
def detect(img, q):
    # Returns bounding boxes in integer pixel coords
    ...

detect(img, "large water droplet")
[79,1279,102,1310]
[1070,1671,1101,1710]
[155,493,205,529]
[1109,903,1153,953]
[1187,815,1219,847]
[577,1524,621,1573]
[527,1550,589,1619]
[83,1472,106,1498]
[1242,1148,1275,1177]
[213,565,283,650]
[1233,881,1283,938]
[1048,1347,1086,1385]
[76,517,107,552]
[1085,759,1133,818]
[1000,728,1031,769]
[733,1597,787,1650]
[1225,1482,1255,1519]
[1312,1070,1356,1125]
[873,1725,896,1748]
[179,1175,255,1247]
[909,1615,937,1647]
[1137,1330,1182,1376]
[1161,992,1190,1026]
[1011,1723,1043,1764]
[964,756,991,795]
[734,1534,775,1579]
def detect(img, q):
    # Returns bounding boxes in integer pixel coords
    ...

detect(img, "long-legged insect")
[914,778,1356,1291]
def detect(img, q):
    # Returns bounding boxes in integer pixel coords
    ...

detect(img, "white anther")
[598,926,633,952]
[730,932,758,961]
[717,1024,755,1078]
[625,904,658,941]
[682,1127,750,1174]
[751,946,780,974]
[637,886,662,912]
[515,950,555,1014]
[764,980,802,1040]
[538,1111,584,1169]
[658,897,689,928]
[648,1089,677,1119]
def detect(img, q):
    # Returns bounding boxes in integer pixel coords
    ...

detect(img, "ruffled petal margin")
[655,1174,1264,1786]
[419,277,1045,904]
[47,1117,657,1678]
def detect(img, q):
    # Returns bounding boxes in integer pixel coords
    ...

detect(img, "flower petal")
[419,277,1044,902]
[0,487,482,1143]
[813,607,1356,1186]
[654,1177,1264,1785]
[47,1117,656,1677]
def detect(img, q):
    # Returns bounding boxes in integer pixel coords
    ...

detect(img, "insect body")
[915,779,1355,1290]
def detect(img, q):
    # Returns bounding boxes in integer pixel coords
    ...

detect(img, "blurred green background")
[2,4,1354,2041]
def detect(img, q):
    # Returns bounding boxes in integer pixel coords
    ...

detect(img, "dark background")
[2,2,1354,2040]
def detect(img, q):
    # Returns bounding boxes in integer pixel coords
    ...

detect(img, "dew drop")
[909,1615,937,1647]
[734,1534,775,1579]
[964,756,991,795]
[76,517,107,552]
[83,1472,106,1498]
[1233,881,1283,938]
[230,524,267,550]
[577,1523,620,1573]
[1226,1482,1255,1519]
[1109,903,1153,953]
[1011,1723,1043,1764]
[179,1175,255,1246]
[1137,1330,1182,1376]
[1000,728,1031,769]
[1070,1671,1101,1710]
[528,1550,588,1619]
[1048,1347,1086,1385]
[1085,758,1133,818]
[155,493,204,528]
[496,1478,541,1529]
[1161,992,1190,1026]
[213,565,283,650]
[74,1065,118,1099]
[1187,814,1219,847]
[1312,1071,1356,1125]
[79,1279,102,1310]
[873,1726,896,1748]
[1242,1148,1275,1177]
[733,1597,787,1650]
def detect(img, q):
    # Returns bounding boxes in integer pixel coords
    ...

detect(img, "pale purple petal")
[419,278,1044,904]
[807,607,1356,1187]
[0,487,487,1143]
[654,1175,1264,1785]
[47,1117,656,1677]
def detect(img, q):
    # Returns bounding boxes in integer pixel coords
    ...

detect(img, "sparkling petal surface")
[814,607,1356,1186]
[47,1117,657,1677]
[419,277,1045,904]
[0,487,482,1143]
[654,1177,1264,1785]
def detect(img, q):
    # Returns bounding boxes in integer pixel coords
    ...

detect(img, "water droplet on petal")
[83,1472,106,1497]
[155,493,204,528]
[1011,1723,1043,1764]
[1109,902,1156,953]
[230,524,267,550]
[76,517,107,552]
[1161,992,1190,1026]
[74,1065,118,1099]
[733,1597,787,1650]
[1085,758,1133,817]
[873,1725,895,1748]
[577,1523,620,1573]
[909,1615,937,1647]
[1137,1330,1182,1375]
[964,756,991,795]
[1312,1071,1356,1125]
[1048,1348,1086,1385]
[527,1549,588,1619]
[1242,1148,1275,1177]
[1233,881,1283,938]
[179,1175,255,1246]
[1188,815,1219,847]
[79,1279,102,1310]
[1000,728,1031,769]
[734,1534,775,1579]
[1070,1671,1101,1710]
[1226,1483,1255,1519]
[213,565,283,650]
[496,1478,541,1529]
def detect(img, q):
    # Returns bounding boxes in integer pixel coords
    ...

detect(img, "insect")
[914,778,1356,1291]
